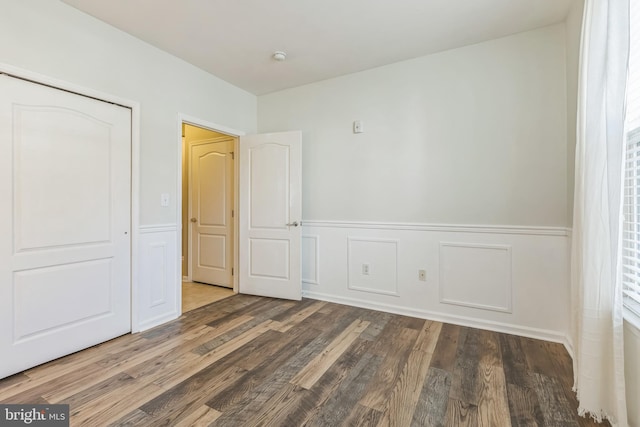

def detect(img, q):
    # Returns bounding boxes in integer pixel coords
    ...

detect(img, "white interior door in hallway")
[0,75,132,379]
[239,131,302,300]
[190,138,234,288]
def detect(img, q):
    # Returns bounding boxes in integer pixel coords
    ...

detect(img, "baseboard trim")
[137,311,179,332]
[302,290,569,345]
[302,220,570,237]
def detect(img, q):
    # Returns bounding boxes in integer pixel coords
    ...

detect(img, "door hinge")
[232,209,234,218]
[231,151,235,160]
[232,268,234,276]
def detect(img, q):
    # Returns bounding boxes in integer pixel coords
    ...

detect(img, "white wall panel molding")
[439,242,512,313]
[302,235,320,285]
[347,237,399,296]
[302,290,568,345]
[303,220,569,236]
[148,242,168,308]
[138,228,179,332]
[301,222,571,342]
[625,320,640,427]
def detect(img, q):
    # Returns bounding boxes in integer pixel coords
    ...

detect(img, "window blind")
[623,0,640,317]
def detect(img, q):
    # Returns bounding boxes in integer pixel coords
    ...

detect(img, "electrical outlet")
[418,269,426,281]
[362,264,370,275]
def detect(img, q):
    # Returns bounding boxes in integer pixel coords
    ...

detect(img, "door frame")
[0,62,143,332]
[177,113,245,312]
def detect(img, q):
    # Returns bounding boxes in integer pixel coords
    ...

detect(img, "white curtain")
[571,0,630,424]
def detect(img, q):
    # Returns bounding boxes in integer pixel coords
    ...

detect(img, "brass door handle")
[190,218,197,223]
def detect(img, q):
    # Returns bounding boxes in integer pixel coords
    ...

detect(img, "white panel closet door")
[239,131,301,300]
[0,75,131,379]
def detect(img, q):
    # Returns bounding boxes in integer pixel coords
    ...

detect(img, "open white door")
[0,75,131,379]
[239,131,301,300]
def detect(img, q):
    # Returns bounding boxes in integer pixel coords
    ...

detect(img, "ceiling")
[61,0,574,95]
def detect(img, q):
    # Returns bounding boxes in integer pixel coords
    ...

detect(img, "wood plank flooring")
[0,295,611,426]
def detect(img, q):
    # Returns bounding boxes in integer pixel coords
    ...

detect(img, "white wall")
[260,24,568,227]
[565,0,584,225]
[0,0,257,330]
[1,0,256,225]
[259,24,572,341]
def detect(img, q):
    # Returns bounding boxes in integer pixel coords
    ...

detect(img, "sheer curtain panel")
[571,0,630,425]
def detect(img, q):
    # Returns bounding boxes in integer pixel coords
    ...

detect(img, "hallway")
[182,282,234,313]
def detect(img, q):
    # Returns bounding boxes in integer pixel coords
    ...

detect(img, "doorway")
[177,116,303,311]
[181,123,237,311]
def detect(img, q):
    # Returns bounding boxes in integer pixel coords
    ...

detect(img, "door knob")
[190,218,197,223]
[286,221,299,227]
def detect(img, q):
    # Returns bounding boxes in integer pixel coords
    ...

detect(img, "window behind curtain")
[623,0,640,318]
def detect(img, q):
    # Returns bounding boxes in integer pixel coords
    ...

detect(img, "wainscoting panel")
[134,221,572,345]
[138,225,179,331]
[301,220,571,344]
[347,237,398,296]
[148,242,168,308]
[302,235,319,285]
[439,242,512,313]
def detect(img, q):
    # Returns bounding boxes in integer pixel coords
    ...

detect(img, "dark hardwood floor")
[0,295,610,426]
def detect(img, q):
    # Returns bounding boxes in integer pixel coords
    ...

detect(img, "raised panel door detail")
[13,106,111,252]
[249,238,290,280]
[198,152,227,227]
[13,259,112,342]
[199,235,226,269]
[249,143,289,229]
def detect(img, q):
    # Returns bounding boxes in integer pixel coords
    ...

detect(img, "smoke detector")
[272,51,287,62]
